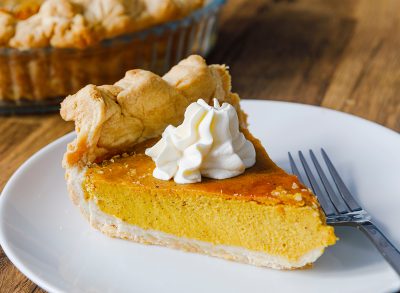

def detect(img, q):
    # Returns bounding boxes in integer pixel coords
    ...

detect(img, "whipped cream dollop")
[145,99,256,184]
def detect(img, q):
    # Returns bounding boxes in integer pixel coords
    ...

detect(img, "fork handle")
[358,221,400,275]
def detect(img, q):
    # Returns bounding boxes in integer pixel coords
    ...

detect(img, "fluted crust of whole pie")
[9,0,95,49]
[60,55,247,167]
[1,0,204,49]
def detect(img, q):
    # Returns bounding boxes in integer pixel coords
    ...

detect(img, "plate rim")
[0,100,399,293]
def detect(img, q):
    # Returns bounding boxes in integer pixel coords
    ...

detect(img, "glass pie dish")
[0,0,225,114]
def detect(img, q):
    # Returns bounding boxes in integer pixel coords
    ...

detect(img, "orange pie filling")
[83,134,336,262]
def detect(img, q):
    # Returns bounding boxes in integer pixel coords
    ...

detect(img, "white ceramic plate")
[1,101,399,293]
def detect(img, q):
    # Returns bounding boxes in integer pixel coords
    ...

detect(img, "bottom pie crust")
[65,166,324,270]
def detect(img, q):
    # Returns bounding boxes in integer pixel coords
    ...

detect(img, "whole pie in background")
[0,0,224,113]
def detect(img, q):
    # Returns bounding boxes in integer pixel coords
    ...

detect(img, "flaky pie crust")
[0,0,204,49]
[61,55,247,168]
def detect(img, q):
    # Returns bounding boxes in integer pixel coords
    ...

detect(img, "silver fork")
[288,149,400,275]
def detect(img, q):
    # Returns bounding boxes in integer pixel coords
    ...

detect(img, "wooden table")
[1,0,399,291]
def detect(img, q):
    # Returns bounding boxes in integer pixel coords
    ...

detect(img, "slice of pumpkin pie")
[60,55,336,269]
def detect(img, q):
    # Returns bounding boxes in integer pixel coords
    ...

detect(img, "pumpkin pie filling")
[83,131,336,262]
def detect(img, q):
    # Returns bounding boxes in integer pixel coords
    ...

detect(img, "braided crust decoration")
[60,55,248,167]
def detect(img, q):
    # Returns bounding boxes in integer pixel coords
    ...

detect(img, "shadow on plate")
[313,226,384,274]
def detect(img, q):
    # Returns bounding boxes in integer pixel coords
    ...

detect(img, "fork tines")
[288,149,368,224]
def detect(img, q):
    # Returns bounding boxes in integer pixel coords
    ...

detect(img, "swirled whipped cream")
[145,99,256,184]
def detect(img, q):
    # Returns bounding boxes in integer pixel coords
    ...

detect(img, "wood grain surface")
[0,0,399,292]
